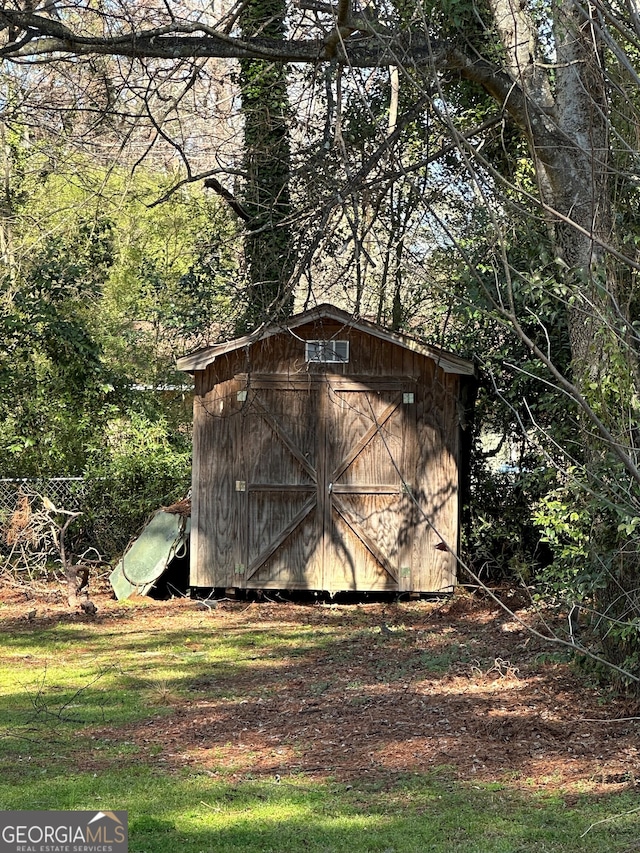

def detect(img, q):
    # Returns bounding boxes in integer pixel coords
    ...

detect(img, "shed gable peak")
[176,303,475,376]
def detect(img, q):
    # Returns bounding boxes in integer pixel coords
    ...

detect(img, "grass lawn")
[0,586,638,852]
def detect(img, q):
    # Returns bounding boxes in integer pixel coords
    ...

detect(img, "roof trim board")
[176,303,475,376]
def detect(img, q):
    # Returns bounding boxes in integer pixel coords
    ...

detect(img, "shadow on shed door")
[241,378,416,591]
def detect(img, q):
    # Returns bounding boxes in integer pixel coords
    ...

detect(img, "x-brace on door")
[240,377,415,591]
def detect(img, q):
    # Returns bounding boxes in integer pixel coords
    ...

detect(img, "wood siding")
[189,319,463,592]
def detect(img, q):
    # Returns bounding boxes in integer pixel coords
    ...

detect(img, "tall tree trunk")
[238,0,294,332]
[486,0,640,680]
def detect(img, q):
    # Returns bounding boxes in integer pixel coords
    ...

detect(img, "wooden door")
[323,383,413,591]
[242,378,415,591]
[242,384,323,589]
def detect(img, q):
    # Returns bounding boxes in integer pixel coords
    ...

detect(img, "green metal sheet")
[109,510,190,600]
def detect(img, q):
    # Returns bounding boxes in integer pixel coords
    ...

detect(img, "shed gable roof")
[176,303,475,376]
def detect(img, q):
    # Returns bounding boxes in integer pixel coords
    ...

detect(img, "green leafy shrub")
[533,467,640,690]
[461,459,552,585]
[80,412,191,559]
[533,472,596,601]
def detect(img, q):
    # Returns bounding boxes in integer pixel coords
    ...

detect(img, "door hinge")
[235,564,245,575]
[236,480,246,492]
[403,392,415,404]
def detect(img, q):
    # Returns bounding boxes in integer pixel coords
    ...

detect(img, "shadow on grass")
[0,605,637,795]
[0,766,638,853]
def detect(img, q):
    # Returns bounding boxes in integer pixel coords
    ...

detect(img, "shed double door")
[240,377,415,591]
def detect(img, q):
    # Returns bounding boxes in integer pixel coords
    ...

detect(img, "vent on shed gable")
[305,340,350,363]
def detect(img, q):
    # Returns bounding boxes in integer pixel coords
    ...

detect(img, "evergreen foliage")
[0,153,239,555]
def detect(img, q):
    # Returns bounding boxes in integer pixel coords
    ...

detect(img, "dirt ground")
[2,578,640,797]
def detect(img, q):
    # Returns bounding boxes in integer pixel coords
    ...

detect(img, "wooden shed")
[177,304,475,594]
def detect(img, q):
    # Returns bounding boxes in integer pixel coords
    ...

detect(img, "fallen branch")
[581,804,640,837]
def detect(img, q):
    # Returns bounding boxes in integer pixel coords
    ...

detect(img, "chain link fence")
[1,469,190,574]
[0,477,85,519]
[0,478,88,561]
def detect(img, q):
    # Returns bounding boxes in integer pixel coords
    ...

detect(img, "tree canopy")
[1,0,640,686]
